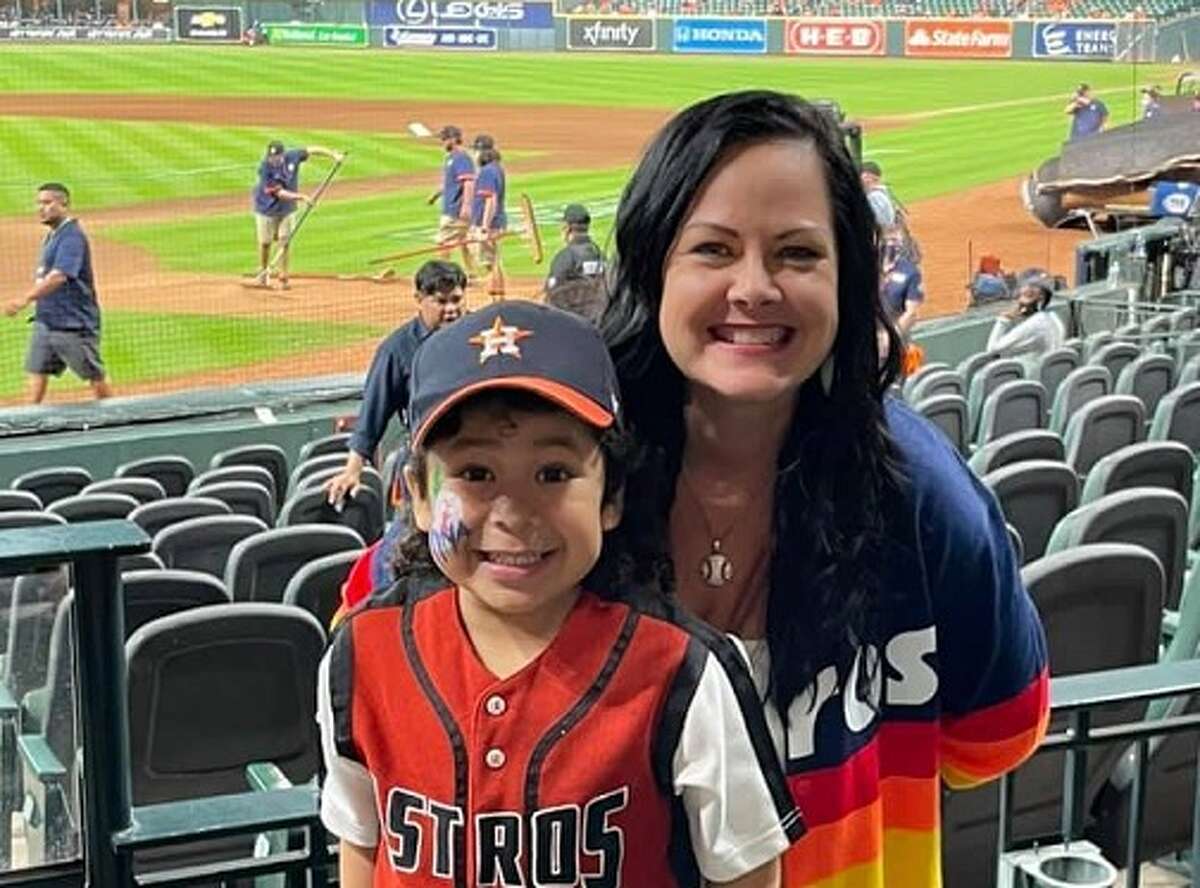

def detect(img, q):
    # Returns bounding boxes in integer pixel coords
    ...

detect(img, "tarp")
[1037,111,1200,192]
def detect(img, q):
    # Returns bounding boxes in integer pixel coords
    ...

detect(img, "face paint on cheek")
[428,482,471,570]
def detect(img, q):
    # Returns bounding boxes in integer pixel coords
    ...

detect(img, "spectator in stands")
[878,226,923,337]
[1065,83,1108,141]
[4,182,113,404]
[859,160,896,228]
[323,260,466,510]
[601,89,1048,887]
[544,203,608,323]
[1141,85,1163,120]
[985,277,1065,361]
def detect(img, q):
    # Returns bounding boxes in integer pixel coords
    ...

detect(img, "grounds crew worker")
[544,203,608,323]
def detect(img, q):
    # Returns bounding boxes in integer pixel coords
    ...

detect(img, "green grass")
[0,118,452,217]
[0,310,383,399]
[0,46,1181,114]
[107,167,632,280]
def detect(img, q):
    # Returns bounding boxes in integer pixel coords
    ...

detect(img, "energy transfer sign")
[566,16,655,50]
[1032,21,1116,58]
[784,19,884,55]
[904,18,1012,58]
[672,17,766,54]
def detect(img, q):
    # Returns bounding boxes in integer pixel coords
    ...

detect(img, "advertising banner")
[1032,21,1116,58]
[175,5,242,41]
[672,17,765,54]
[784,18,883,55]
[0,24,170,40]
[367,0,552,28]
[383,24,497,46]
[565,16,654,50]
[903,18,1012,58]
[262,22,368,45]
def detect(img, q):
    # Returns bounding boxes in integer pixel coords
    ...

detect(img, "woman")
[602,91,1049,886]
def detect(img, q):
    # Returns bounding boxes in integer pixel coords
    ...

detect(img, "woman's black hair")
[391,389,668,601]
[600,90,904,719]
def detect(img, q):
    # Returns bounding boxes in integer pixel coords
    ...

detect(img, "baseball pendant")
[699,539,733,588]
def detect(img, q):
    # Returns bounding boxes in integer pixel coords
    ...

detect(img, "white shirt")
[986,311,1066,360]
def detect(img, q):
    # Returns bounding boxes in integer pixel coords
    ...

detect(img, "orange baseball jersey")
[318,583,804,886]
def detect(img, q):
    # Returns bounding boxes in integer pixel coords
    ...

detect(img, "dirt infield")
[0,94,1086,404]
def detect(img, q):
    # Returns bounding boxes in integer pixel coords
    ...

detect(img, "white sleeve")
[987,316,1042,356]
[868,190,896,227]
[317,651,380,847]
[673,653,800,884]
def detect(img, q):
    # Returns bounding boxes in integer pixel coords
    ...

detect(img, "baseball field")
[0,45,1183,403]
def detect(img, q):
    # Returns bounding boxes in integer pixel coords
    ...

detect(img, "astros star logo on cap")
[468,315,533,364]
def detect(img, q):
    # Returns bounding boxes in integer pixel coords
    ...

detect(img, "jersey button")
[485,695,507,716]
[485,748,506,770]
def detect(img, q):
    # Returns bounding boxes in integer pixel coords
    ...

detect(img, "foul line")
[874,85,1132,124]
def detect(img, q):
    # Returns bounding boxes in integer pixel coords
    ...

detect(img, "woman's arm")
[339,839,376,888]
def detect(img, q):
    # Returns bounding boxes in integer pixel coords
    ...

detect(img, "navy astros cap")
[437,125,462,140]
[562,203,590,225]
[408,300,621,448]
[472,133,495,150]
[267,140,285,156]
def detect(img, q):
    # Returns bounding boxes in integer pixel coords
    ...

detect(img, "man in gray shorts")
[4,182,112,404]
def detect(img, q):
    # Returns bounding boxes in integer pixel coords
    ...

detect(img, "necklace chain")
[678,469,773,589]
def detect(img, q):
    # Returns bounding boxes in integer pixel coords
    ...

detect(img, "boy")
[317,301,801,887]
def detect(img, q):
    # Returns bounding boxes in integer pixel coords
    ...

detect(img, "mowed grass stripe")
[106,166,634,280]
[0,46,1180,114]
[0,310,384,400]
[0,117,445,216]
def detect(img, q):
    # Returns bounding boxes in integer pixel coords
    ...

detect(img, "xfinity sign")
[566,16,655,51]
[673,17,765,54]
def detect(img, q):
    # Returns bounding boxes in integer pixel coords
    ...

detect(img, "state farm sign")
[904,18,1012,58]
[785,19,884,55]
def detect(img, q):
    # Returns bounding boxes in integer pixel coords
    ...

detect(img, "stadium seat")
[1088,341,1140,385]
[0,490,43,513]
[3,568,70,712]
[11,467,92,508]
[128,496,233,539]
[1062,394,1145,476]
[46,493,139,524]
[975,380,1046,446]
[966,358,1024,439]
[119,552,164,574]
[0,512,64,531]
[80,477,166,505]
[1062,337,1083,357]
[1177,353,1200,388]
[1112,322,1140,343]
[942,542,1162,887]
[1080,441,1193,507]
[189,465,277,509]
[287,453,349,495]
[1168,306,1197,335]
[297,432,351,464]
[1173,329,1200,374]
[1081,330,1114,360]
[380,448,404,518]
[125,603,324,806]
[968,430,1065,476]
[297,465,386,510]
[278,487,384,545]
[1047,487,1187,612]
[208,444,288,511]
[114,455,196,499]
[904,369,964,404]
[1048,365,1111,435]
[1030,347,1079,414]
[223,525,364,603]
[956,351,996,391]
[901,361,950,400]
[982,460,1078,563]
[913,395,969,456]
[1005,524,1024,565]
[1142,311,1174,349]
[1114,352,1175,421]
[120,569,230,637]
[188,481,273,524]
[1148,381,1200,452]
[283,549,363,627]
[152,515,269,579]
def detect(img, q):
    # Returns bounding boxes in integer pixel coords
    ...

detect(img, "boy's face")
[416,286,464,331]
[407,404,621,628]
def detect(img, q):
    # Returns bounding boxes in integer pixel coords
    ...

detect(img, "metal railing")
[998,659,1200,887]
